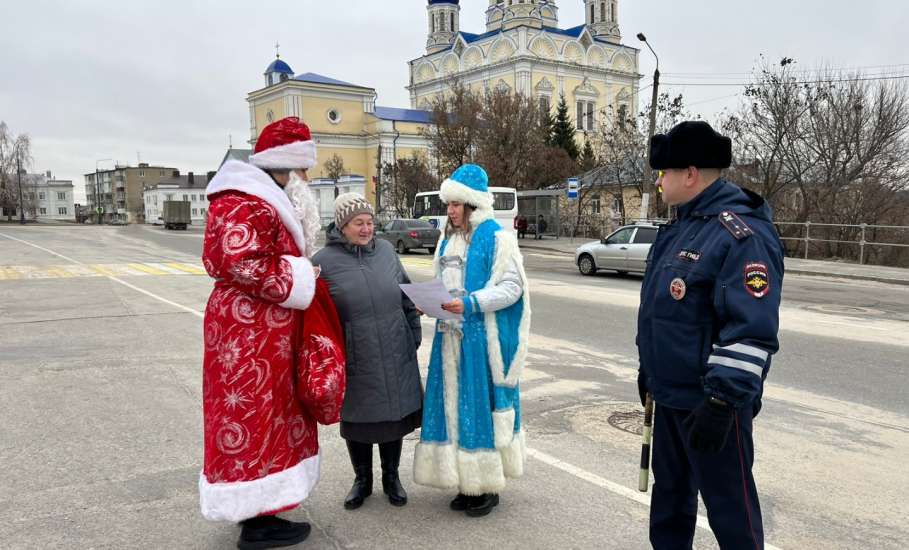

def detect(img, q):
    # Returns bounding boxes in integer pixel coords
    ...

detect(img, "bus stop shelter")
[517,189,561,239]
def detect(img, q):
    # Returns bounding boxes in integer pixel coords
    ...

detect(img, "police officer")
[636,121,784,550]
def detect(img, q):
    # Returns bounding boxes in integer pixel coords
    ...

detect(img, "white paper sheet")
[399,279,463,321]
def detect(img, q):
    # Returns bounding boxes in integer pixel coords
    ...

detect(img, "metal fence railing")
[774,221,909,265]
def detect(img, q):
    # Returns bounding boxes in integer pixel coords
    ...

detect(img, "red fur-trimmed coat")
[199,161,345,522]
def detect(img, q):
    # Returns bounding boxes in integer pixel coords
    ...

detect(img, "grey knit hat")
[334,192,375,228]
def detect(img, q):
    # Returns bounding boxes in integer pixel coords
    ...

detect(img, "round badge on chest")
[669,277,687,301]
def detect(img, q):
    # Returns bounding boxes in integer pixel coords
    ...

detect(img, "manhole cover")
[607,410,644,436]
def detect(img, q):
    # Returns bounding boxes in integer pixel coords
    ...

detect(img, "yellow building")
[410,0,641,132]
[247,56,432,210]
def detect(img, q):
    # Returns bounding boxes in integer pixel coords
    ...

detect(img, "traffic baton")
[638,393,655,492]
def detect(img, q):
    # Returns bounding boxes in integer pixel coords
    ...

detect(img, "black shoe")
[344,441,373,510]
[449,493,470,511]
[237,516,311,550]
[379,440,407,506]
[465,493,499,517]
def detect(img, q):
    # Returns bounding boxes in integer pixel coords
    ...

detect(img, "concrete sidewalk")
[518,236,909,286]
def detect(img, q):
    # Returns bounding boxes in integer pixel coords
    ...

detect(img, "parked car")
[377,218,441,254]
[575,223,659,276]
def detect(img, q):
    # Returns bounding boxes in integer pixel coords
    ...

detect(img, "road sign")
[96,207,103,215]
[567,178,579,200]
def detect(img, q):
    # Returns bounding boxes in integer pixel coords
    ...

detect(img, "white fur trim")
[207,161,308,254]
[440,178,494,221]
[414,442,459,489]
[249,140,317,170]
[278,255,316,310]
[493,408,516,450]
[457,449,506,496]
[199,452,321,522]
[500,430,526,478]
[486,230,532,388]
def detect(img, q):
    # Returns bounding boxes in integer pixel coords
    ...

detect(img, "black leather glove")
[684,397,734,454]
[637,370,648,407]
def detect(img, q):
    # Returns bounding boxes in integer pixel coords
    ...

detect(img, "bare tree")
[0,121,34,221]
[382,152,438,218]
[723,59,909,263]
[423,81,484,179]
[323,153,346,182]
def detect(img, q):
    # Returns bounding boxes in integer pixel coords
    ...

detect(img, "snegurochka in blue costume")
[413,164,531,518]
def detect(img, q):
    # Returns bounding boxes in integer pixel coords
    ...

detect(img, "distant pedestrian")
[636,121,784,549]
[414,164,531,517]
[200,117,345,550]
[313,192,424,510]
[515,215,528,239]
[535,214,547,239]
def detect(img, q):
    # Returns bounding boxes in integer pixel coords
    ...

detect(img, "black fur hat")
[649,121,732,170]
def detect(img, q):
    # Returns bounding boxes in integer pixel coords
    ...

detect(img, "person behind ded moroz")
[313,192,424,511]
[636,121,784,550]
[413,164,531,518]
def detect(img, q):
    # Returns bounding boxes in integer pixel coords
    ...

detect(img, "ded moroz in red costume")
[199,117,345,522]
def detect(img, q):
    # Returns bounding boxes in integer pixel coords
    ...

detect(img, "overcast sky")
[2,0,906,202]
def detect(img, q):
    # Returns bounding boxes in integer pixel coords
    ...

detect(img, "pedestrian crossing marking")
[400,256,434,269]
[127,263,169,276]
[163,262,207,275]
[0,262,208,281]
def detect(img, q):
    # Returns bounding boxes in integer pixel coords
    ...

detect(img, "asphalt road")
[1,225,907,549]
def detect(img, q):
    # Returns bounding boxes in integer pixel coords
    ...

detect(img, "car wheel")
[427,246,436,255]
[578,254,597,276]
[397,241,407,254]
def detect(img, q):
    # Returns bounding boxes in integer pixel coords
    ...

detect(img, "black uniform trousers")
[650,405,763,550]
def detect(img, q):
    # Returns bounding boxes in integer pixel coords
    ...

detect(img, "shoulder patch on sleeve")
[718,211,754,240]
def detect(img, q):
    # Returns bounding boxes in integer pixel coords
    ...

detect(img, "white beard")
[284,172,322,258]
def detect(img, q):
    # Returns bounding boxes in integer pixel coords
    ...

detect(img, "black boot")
[379,439,407,506]
[465,493,499,517]
[449,493,470,511]
[344,440,373,510]
[237,515,311,550]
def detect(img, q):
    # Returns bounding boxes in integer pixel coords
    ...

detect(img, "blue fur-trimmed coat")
[413,214,531,496]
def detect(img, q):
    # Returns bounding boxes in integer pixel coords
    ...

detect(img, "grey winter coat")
[312,224,423,424]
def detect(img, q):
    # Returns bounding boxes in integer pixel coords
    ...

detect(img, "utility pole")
[16,152,25,224]
[637,33,660,218]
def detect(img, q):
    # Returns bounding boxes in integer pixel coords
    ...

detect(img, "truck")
[161,200,191,230]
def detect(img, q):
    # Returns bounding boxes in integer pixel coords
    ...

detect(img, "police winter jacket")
[636,179,784,410]
[313,224,423,423]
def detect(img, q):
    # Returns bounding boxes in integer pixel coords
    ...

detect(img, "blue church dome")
[265,58,294,75]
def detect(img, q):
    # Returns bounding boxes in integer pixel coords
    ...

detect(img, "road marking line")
[0,267,23,280]
[0,232,204,319]
[127,263,168,276]
[90,264,116,276]
[526,448,784,550]
[163,262,207,275]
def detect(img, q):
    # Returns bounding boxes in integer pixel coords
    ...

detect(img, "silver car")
[575,223,659,276]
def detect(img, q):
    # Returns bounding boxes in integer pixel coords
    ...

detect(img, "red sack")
[296,277,346,425]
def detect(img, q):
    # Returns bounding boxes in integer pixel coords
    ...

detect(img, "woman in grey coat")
[312,193,423,510]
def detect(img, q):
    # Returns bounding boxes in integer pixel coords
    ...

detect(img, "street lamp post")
[637,32,660,217]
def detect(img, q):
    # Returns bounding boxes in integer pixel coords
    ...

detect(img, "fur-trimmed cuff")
[249,140,317,170]
[493,409,516,449]
[199,453,321,522]
[279,255,316,310]
[501,430,526,478]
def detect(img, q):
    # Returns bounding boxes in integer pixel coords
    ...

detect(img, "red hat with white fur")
[249,117,317,170]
